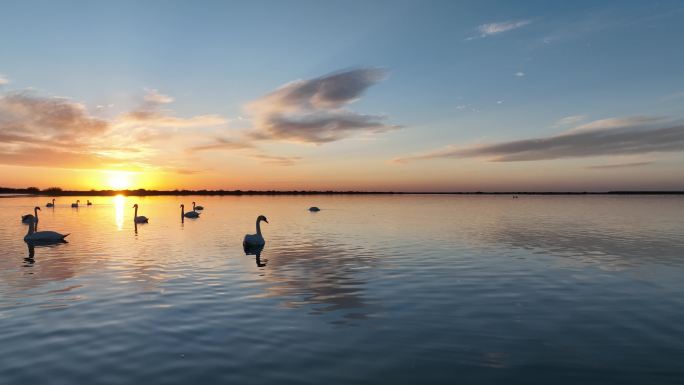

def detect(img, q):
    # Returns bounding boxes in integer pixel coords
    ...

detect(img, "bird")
[21,206,40,224]
[24,221,69,243]
[87,200,93,206]
[71,200,80,208]
[243,215,268,247]
[46,198,55,207]
[181,204,200,218]
[192,201,204,210]
[133,204,149,223]
[309,206,320,212]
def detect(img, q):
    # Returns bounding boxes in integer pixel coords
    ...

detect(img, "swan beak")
[37,207,41,211]
[264,218,269,223]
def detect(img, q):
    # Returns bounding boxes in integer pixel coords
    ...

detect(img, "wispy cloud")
[393,116,684,163]
[587,161,653,169]
[553,115,587,127]
[0,74,8,85]
[515,71,525,77]
[119,88,226,129]
[467,19,532,40]
[189,137,253,152]
[244,68,398,144]
[250,154,302,166]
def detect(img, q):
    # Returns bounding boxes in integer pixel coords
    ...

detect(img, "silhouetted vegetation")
[0,186,682,197]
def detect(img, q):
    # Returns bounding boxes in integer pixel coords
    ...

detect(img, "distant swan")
[21,206,40,224]
[243,215,268,247]
[309,206,320,212]
[87,200,93,206]
[46,199,55,207]
[71,200,80,208]
[192,201,204,210]
[133,204,149,223]
[24,221,69,242]
[181,204,200,218]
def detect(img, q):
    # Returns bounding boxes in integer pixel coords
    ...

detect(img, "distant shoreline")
[1,188,683,197]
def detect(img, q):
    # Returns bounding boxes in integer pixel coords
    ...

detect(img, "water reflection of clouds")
[489,219,684,269]
[253,240,381,324]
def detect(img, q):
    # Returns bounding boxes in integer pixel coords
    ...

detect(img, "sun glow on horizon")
[106,171,135,190]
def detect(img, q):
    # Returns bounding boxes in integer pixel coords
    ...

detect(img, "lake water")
[1,195,683,384]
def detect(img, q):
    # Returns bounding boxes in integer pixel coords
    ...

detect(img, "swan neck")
[134,206,138,218]
[256,218,262,235]
[27,222,34,236]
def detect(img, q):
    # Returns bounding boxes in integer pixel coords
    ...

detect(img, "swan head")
[133,204,139,208]
[258,215,268,223]
[180,204,184,208]
[35,206,41,211]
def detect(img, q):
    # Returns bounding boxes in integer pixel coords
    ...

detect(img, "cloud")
[0,92,109,144]
[467,20,532,40]
[0,74,8,85]
[244,68,398,144]
[393,116,684,163]
[553,115,587,127]
[587,161,653,169]
[515,71,525,77]
[250,154,302,166]
[119,88,226,129]
[190,137,254,152]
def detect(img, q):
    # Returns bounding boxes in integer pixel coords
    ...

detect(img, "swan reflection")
[244,243,267,267]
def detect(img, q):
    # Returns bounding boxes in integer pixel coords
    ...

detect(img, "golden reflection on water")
[114,194,125,230]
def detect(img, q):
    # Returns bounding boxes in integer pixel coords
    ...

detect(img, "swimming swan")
[181,204,200,218]
[243,215,268,247]
[46,199,55,207]
[309,206,320,212]
[71,200,80,208]
[87,200,93,206]
[133,204,149,223]
[192,201,204,210]
[21,206,40,224]
[24,221,69,242]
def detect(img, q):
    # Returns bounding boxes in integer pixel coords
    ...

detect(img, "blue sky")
[1,0,683,191]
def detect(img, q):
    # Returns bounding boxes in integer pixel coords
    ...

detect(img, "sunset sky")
[1,0,683,191]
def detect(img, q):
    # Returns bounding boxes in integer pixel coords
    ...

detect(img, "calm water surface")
[1,195,683,384]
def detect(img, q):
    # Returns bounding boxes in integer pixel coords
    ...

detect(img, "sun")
[107,171,133,190]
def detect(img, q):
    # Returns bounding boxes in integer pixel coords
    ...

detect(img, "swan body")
[46,199,55,207]
[21,207,40,224]
[24,222,68,242]
[181,204,200,218]
[243,215,268,247]
[192,201,204,210]
[309,206,320,212]
[71,200,80,208]
[133,204,149,223]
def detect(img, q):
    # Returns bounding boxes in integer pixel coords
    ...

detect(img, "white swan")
[46,198,55,207]
[24,221,69,242]
[133,204,149,223]
[71,200,80,208]
[243,215,268,247]
[181,204,200,218]
[192,201,204,210]
[21,206,40,224]
[309,206,320,212]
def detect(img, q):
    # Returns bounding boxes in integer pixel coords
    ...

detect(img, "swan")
[46,198,55,207]
[309,206,320,212]
[243,215,268,247]
[21,206,40,224]
[181,204,200,218]
[192,201,204,210]
[24,221,69,242]
[87,200,93,206]
[133,204,149,223]
[71,200,80,208]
